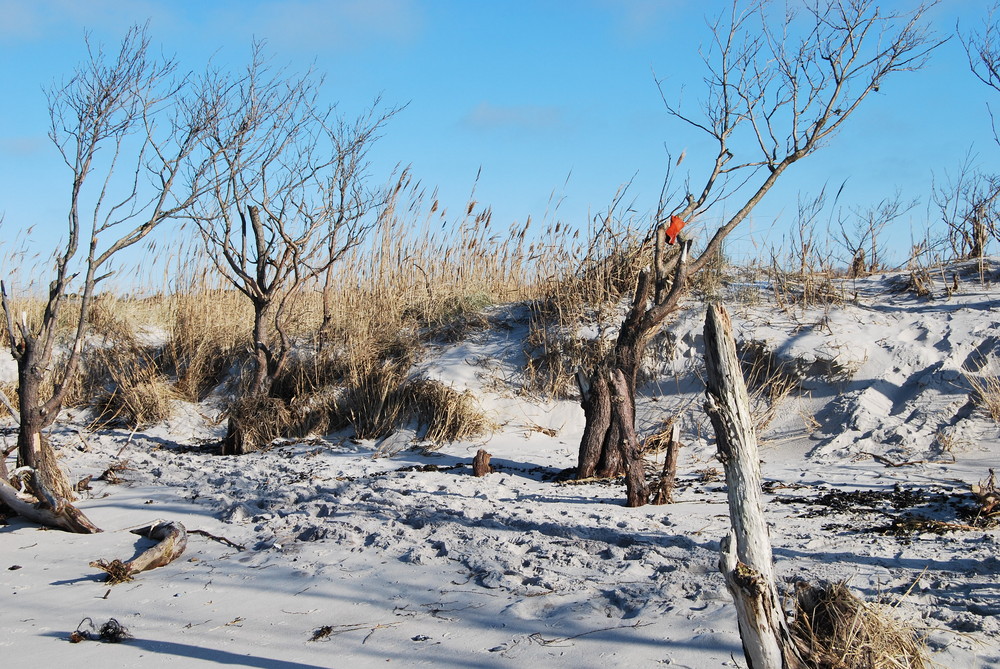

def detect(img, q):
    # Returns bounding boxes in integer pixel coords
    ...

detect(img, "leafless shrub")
[933,157,1000,261]
[837,195,916,277]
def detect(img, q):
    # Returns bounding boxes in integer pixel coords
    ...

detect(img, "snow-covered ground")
[2,262,999,668]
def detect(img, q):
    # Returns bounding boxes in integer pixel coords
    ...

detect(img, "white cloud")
[464,101,564,132]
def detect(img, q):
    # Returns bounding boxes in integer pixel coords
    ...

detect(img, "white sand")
[2,262,999,668]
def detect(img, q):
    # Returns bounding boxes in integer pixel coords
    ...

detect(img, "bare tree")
[933,156,1000,260]
[575,0,941,504]
[189,44,397,455]
[950,3,1000,259]
[837,193,918,276]
[0,26,212,530]
[963,1,1000,142]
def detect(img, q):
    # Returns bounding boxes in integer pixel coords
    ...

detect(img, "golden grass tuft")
[225,394,293,454]
[966,371,1000,422]
[739,341,800,434]
[164,288,251,401]
[791,582,928,669]
[76,296,176,427]
[407,378,494,446]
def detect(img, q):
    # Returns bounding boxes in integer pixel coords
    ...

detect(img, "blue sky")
[0,0,997,278]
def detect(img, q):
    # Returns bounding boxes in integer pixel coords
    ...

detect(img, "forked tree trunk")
[16,341,76,501]
[575,237,691,502]
[703,303,803,669]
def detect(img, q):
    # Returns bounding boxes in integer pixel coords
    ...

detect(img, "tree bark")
[576,371,611,479]
[609,369,649,507]
[703,303,803,669]
[15,340,76,501]
[472,449,493,476]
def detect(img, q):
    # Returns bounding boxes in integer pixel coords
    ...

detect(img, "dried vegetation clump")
[164,284,251,401]
[224,394,293,453]
[407,378,495,446]
[966,370,1000,422]
[76,297,176,428]
[791,582,928,669]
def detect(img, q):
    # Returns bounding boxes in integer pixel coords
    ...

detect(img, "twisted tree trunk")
[575,234,691,503]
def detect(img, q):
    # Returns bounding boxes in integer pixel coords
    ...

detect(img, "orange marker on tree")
[664,214,687,245]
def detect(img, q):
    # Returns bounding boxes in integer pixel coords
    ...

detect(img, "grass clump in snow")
[791,581,928,669]
[407,377,494,446]
[76,297,176,428]
[966,371,1000,422]
[224,394,293,453]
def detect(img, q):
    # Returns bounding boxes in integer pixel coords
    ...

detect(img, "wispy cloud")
[463,102,565,132]
[596,0,685,44]
[213,0,424,53]
[0,0,175,44]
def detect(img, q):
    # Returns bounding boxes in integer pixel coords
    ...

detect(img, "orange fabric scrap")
[664,215,687,245]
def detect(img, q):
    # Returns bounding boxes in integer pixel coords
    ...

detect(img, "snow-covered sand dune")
[2,263,998,667]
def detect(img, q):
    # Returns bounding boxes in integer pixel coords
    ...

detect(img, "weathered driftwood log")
[128,520,188,573]
[704,303,803,669]
[0,468,101,533]
[91,519,188,583]
[472,449,493,476]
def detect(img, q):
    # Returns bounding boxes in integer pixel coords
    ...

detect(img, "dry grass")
[407,378,494,446]
[791,581,928,669]
[966,370,1000,422]
[739,341,800,434]
[74,296,176,428]
[225,394,293,453]
[164,286,251,401]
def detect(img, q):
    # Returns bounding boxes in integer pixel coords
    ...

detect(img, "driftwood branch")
[128,520,188,573]
[0,469,101,533]
[91,519,188,583]
[704,303,803,669]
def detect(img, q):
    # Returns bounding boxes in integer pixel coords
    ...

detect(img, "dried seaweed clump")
[69,617,132,643]
[791,581,927,669]
[89,558,134,584]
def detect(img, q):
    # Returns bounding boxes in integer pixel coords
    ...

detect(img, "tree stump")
[472,449,493,476]
[651,422,681,504]
[704,303,803,669]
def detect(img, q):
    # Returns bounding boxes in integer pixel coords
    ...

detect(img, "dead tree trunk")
[472,449,493,476]
[651,422,681,504]
[575,236,690,498]
[14,335,76,501]
[703,303,803,669]
[609,369,649,507]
